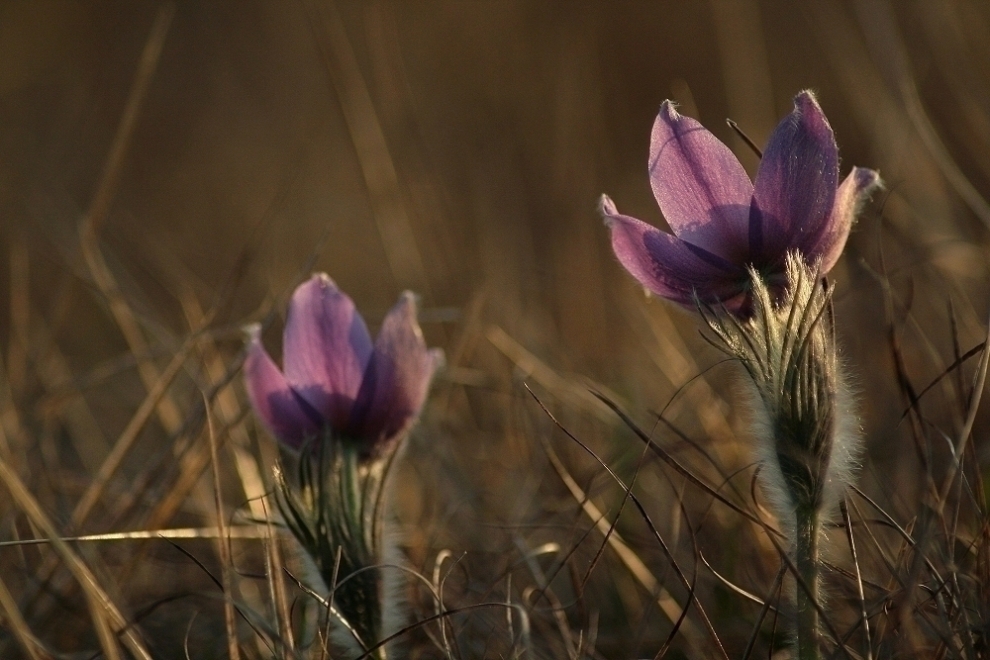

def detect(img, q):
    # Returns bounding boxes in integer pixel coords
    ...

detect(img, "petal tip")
[291,272,345,308]
[853,166,883,191]
[394,290,421,322]
[429,347,446,373]
[658,99,681,122]
[311,271,338,290]
[654,101,685,138]
[793,89,820,108]
[792,90,830,129]
[387,290,426,341]
[243,322,262,343]
[598,194,618,221]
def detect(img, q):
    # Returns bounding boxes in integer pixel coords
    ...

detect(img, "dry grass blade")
[841,500,874,660]
[320,545,344,660]
[79,4,174,237]
[487,325,616,424]
[740,564,786,660]
[591,391,785,540]
[937,310,990,510]
[304,0,430,296]
[77,3,185,439]
[512,539,574,657]
[163,539,278,656]
[140,353,248,532]
[854,0,990,230]
[0,456,151,660]
[0,572,47,660]
[353,602,532,660]
[898,341,986,423]
[698,551,771,609]
[0,327,29,473]
[72,336,196,529]
[182,292,268,520]
[430,549,460,659]
[528,390,720,659]
[538,425,691,634]
[32,316,111,474]
[263,496,295,656]
[206,395,241,660]
[0,525,271,547]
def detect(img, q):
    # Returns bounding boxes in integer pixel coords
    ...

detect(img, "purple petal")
[810,167,882,273]
[751,90,839,262]
[282,274,373,431]
[601,195,747,307]
[649,101,754,262]
[349,293,440,452]
[243,325,321,450]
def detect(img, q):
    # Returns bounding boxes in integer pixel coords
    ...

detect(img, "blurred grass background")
[1,1,989,658]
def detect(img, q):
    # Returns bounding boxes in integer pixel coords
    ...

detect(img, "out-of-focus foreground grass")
[1,2,988,658]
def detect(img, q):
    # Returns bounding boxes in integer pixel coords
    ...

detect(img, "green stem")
[279,442,390,658]
[329,445,385,658]
[795,507,821,660]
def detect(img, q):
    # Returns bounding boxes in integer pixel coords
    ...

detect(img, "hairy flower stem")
[795,507,821,660]
[276,436,395,659]
[703,254,861,660]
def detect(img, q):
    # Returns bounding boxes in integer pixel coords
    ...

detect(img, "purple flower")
[601,90,881,314]
[244,274,441,457]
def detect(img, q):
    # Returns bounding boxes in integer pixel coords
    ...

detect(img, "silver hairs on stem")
[701,252,860,660]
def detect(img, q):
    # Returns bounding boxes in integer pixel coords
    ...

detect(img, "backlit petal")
[649,101,754,261]
[282,274,373,430]
[752,91,839,263]
[350,293,440,454]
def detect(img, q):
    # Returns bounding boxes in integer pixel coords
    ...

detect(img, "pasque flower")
[602,90,881,313]
[244,273,441,458]
[244,275,440,657]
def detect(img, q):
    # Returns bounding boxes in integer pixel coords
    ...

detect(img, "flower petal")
[243,325,321,450]
[810,167,882,272]
[601,195,746,307]
[349,293,440,453]
[751,90,839,263]
[649,101,754,261]
[282,274,373,430]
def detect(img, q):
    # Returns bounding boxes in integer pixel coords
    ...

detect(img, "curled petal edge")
[601,194,743,307]
[815,167,883,273]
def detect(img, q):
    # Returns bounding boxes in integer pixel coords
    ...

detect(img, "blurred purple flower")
[601,90,881,314]
[244,274,441,457]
